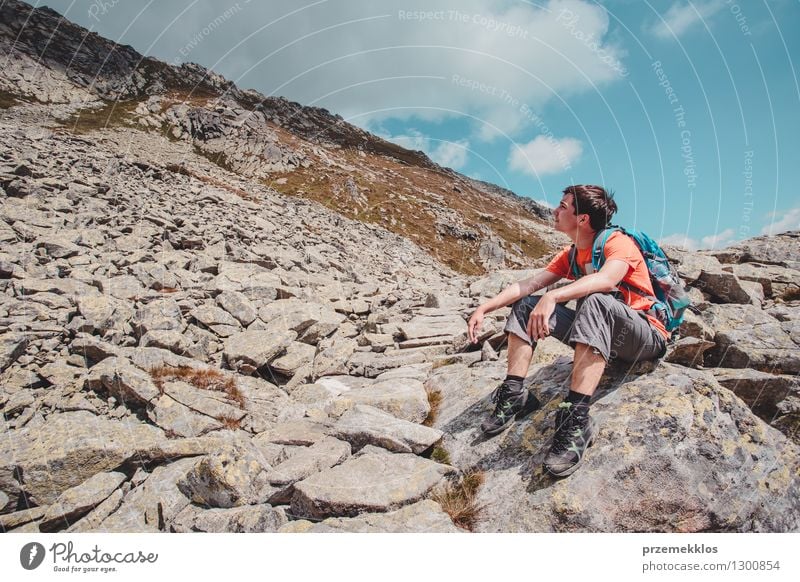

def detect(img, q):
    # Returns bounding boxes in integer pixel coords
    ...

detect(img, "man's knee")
[577,292,616,313]
[510,295,541,320]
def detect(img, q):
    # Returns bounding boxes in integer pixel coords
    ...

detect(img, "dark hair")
[563,185,618,231]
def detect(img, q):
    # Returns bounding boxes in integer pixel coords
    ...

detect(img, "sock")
[503,375,525,392]
[566,390,591,409]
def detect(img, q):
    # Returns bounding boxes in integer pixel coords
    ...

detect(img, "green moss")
[60,99,143,133]
[431,445,452,465]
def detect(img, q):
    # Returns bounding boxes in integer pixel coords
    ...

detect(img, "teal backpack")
[568,225,691,333]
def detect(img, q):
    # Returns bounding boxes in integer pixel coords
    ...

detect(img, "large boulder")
[281,499,461,533]
[290,448,456,519]
[0,411,166,506]
[223,325,296,374]
[424,360,800,532]
[702,305,800,373]
[332,404,443,454]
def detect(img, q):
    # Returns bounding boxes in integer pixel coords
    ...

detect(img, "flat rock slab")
[171,503,287,533]
[85,357,160,408]
[223,326,296,374]
[336,378,431,424]
[95,458,197,533]
[282,499,461,533]
[398,314,467,340]
[40,472,127,532]
[333,404,443,454]
[0,411,165,505]
[266,437,351,503]
[290,450,455,519]
[0,333,27,372]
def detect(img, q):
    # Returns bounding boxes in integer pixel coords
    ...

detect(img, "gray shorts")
[504,292,667,363]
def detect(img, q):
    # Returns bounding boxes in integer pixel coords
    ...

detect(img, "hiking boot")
[481,383,538,436]
[544,401,598,477]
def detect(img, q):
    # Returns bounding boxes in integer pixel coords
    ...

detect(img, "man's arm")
[527,259,630,339]
[467,270,561,343]
[478,270,562,314]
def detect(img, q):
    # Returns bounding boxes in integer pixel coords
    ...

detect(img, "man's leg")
[481,296,575,435]
[571,342,606,396]
[507,332,534,378]
[544,293,666,476]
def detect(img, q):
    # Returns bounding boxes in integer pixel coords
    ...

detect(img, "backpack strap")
[592,225,660,300]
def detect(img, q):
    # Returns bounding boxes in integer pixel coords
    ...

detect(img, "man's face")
[553,193,584,234]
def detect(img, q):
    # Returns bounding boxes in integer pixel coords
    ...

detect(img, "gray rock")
[694,269,753,304]
[256,419,331,446]
[729,263,800,300]
[703,305,800,373]
[711,368,800,439]
[282,499,461,533]
[76,295,133,335]
[258,298,345,343]
[190,304,241,328]
[398,313,466,340]
[334,377,431,423]
[266,436,351,502]
[35,235,81,259]
[69,334,122,365]
[177,447,273,508]
[171,503,287,532]
[40,472,127,532]
[216,291,257,326]
[0,506,48,533]
[65,489,124,533]
[710,231,800,269]
[271,341,316,376]
[333,404,442,454]
[98,275,146,300]
[133,298,185,335]
[223,325,296,374]
[0,411,165,505]
[664,337,716,368]
[96,458,197,532]
[16,278,99,299]
[85,357,160,408]
[312,336,357,379]
[347,349,429,378]
[291,449,455,519]
[212,261,281,299]
[139,329,197,357]
[426,361,800,532]
[0,333,28,372]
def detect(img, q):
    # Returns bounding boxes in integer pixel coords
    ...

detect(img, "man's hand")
[467,308,485,344]
[527,293,556,340]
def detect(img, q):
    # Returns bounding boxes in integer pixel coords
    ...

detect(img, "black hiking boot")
[481,382,539,436]
[544,401,598,477]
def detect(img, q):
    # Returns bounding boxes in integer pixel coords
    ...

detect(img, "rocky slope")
[1,0,799,533]
[0,0,562,277]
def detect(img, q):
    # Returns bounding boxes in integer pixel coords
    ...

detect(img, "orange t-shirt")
[545,231,670,339]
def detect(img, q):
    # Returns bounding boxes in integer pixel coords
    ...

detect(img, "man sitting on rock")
[467,185,668,476]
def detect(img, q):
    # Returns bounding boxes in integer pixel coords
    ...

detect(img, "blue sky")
[40,0,800,249]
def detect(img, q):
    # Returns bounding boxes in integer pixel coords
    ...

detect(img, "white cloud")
[508,135,583,177]
[387,129,470,169]
[700,228,736,249]
[660,228,737,251]
[761,207,800,236]
[535,198,555,209]
[223,0,627,141]
[430,140,470,169]
[660,233,699,251]
[649,0,725,39]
